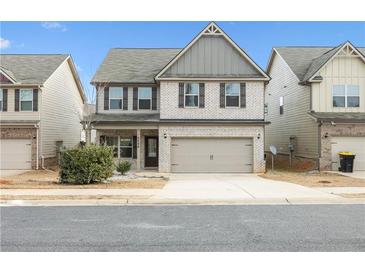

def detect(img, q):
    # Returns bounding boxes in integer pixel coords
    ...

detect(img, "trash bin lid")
[338,151,356,156]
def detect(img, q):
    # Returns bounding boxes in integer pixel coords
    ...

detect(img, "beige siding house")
[265,42,365,171]
[90,22,270,173]
[0,54,85,169]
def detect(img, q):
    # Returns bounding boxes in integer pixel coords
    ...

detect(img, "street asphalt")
[1,204,364,251]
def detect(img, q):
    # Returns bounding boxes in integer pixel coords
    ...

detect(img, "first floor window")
[0,89,3,111]
[225,83,240,107]
[279,96,284,115]
[332,85,360,108]
[109,87,123,109]
[138,87,152,110]
[106,136,118,158]
[120,138,133,158]
[20,89,33,111]
[184,83,199,107]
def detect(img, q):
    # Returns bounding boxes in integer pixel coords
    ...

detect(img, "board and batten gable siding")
[40,59,84,158]
[96,86,160,113]
[159,81,264,120]
[265,52,319,158]
[0,88,40,121]
[311,54,365,112]
[162,36,261,77]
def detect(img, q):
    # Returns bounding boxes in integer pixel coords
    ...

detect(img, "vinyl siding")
[160,81,264,120]
[96,86,160,114]
[265,52,318,158]
[312,54,365,112]
[40,59,84,157]
[0,88,40,121]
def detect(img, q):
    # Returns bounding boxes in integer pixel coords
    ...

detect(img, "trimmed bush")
[116,160,132,175]
[59,145,114,184]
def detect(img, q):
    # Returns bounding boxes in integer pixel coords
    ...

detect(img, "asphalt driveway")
[153,173,337,202]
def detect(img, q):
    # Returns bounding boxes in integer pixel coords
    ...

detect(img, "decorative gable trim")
[307,41,365,83]
[155,22,270,81]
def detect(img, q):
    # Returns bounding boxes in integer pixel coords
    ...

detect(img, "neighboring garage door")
[331,137,365,171]
[0,139,32,169]
[171,138,253,173]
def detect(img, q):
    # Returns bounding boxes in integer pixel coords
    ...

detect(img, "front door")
[145,136,158,168]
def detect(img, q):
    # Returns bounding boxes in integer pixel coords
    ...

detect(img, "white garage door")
[0,139,32,169]
[171,138,253,173]
[331,137,365,171]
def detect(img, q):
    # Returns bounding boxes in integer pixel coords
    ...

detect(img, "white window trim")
[138,87,152,110]
[109,87,123,110]
[184,83,199,108]
[225,83,240,108]
[332,84,360,108]
[20,89,33,112]
[105,136,133,159]
[279,96,284,115]
[0,89,3,111]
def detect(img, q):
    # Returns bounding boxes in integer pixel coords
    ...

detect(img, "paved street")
[1,205,364,252]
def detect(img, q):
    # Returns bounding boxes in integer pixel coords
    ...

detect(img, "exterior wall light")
[163,133,167,139]
[257,133,261,139]
[324,132,329,138]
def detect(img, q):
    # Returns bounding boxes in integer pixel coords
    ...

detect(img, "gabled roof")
[0,54,69,85]
[270,42,365,83]
[155,22,270,81]
[91,48,181,84]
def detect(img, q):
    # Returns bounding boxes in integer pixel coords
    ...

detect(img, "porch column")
[136,129,141,171]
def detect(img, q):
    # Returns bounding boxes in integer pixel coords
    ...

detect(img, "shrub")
[116,160,132,175]
[59,145,114,184]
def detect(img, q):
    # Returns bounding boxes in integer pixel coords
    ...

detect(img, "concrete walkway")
[314,187,365,194]
[327,171,365,179]
[0,170,28,177]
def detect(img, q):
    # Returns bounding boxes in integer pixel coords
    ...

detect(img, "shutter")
[133,87,138,110]
[199,83,205,108]
[104,87,109,110]
[178,83,184,108]
[219,83,225,108]
[132,136,137,159]
[15,89,20,111]
[33,89,38,111]
[240,83,246,108]
[152,87,157,110]
[2,89,7,111]
[123,87,128,110]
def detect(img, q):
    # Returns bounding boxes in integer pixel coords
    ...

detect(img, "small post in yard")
[269,145,277,172]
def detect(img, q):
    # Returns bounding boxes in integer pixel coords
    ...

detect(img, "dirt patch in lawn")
[260,170,365,187]
[338,193,365,199]
[0,170,166,189]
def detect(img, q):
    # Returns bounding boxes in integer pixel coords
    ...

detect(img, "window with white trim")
[105,136,133,158]
[225,83,240,107]
[20,89,33,111]
[184,83,199,107]
[279,96,284,115]
[138,87,152,110]
[332,85,360,108]
[109,87,123,110]
[0,89,3,111]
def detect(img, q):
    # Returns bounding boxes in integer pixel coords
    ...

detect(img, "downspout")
[35,123,40,169]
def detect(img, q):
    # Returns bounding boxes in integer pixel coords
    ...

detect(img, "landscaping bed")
[0,170,166,189]
[260,170,365,187]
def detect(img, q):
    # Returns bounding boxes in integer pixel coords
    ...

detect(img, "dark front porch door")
[145,136,158,168]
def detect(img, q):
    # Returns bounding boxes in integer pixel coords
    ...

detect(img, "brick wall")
[160,81,265,120]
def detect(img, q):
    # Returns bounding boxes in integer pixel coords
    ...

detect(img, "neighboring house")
[90,22,270,173]
[265,42,365,171]
[0,54,85,169]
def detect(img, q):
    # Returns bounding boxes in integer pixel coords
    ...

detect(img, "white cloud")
[0,37,11,49]
[41,22,67,32]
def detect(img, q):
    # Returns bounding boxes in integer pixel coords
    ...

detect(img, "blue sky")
[1,21,364,100]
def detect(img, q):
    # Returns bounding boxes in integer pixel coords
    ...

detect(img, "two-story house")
[0,54,85,169]
[90,22,270,173]
[265,42,365,171]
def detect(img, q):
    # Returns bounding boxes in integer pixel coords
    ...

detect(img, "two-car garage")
[170,138,253,173]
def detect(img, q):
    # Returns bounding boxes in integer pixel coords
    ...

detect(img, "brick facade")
[158,125,265,173]
[319,123,365,171]
[0,127,38,169]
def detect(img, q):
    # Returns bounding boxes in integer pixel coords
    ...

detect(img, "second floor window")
[279,96,284,115]
[333,85,360,108]
[109,87,123,110]
[20,89,33,111]
[138,87,152,110]
[184,83,199,107]
[0,89,3,111]
[225,83,240,107]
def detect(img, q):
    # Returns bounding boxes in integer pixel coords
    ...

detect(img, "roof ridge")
[110,48,182,50]
[0,53,69,56]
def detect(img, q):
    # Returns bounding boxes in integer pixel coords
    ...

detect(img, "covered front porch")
[95,127,159,171]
